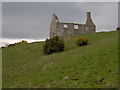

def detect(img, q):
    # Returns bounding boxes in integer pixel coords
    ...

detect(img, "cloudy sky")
[1,1,118,46]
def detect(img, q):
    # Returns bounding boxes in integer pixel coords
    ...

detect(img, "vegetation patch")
[7,40,28,48]
[43,36,65,54]
[2,31,118,88]
[75,36,89,46]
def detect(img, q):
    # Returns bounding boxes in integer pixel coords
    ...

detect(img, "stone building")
[50,12,96,38]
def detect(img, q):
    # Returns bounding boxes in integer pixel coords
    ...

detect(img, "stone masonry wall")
[50,12,96,38]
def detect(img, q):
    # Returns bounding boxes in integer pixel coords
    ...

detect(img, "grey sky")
[2,2,118,39]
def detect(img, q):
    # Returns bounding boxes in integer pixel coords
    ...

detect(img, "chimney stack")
[86,12,94,25]
[87,12,91,18]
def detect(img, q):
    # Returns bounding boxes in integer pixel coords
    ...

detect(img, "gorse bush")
[43,36,65,55]
[15,40,28,45]
[8,44,15,47]
[75,36,89,46]
[7,40,28,47]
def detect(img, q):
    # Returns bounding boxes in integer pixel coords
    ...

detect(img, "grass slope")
[2,31,118,88]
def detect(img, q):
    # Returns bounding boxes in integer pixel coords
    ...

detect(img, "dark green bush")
[43,36,65,55]
[116,27,120,31]
[8,44,15,47]
[75,36,89,46]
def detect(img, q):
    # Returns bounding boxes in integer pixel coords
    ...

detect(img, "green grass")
[2,31,118,88]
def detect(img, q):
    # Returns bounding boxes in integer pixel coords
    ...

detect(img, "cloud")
[74,2,118,31]
[2,2,118,39]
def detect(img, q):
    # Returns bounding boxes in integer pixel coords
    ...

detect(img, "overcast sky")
[2,2,118,40]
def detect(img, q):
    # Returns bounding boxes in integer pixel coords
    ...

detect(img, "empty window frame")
[74,25,79,29]
[63,24,68,28]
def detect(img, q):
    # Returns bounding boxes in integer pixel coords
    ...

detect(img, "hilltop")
[2,31,118,88]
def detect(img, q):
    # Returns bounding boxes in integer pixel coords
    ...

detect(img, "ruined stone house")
[50,12,96,37]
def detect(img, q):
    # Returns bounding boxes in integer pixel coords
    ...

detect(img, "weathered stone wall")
[50,14,59,37]
[50,12,96,38]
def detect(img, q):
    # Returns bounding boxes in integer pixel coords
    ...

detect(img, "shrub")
[116,27,120,31]
[43,36,65,55]
[1,46,5,48]
[8,44,15,47]
[75,36,89,46]
[15,40,28,45]
[7,40,28,48]
[21,40,28,44]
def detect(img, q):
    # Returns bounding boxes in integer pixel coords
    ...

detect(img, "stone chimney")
[50,13,59,37]
[85,12,94,25]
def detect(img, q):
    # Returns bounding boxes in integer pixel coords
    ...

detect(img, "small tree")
[43,36,65,55]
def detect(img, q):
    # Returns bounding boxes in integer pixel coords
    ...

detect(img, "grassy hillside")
[2,31,118,88]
